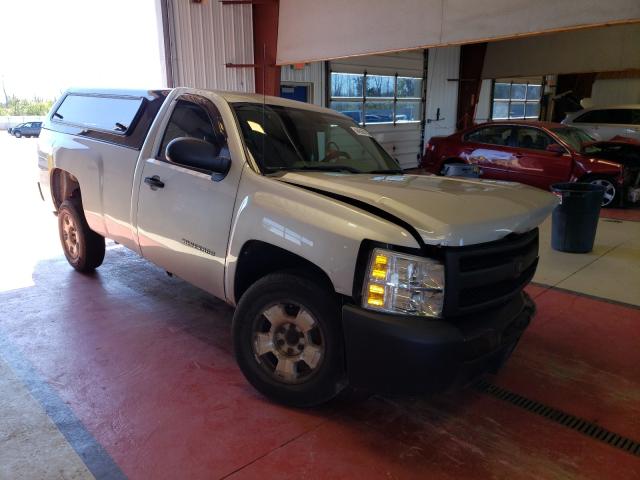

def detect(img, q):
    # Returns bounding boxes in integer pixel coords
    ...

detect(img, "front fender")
[571,156,624,182]
[224,166,420,304]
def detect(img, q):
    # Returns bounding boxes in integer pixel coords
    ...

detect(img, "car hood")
[582,140,640,167]
[278,172,558,246]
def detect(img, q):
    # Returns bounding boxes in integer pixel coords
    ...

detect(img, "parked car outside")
[562,105,640,142]
[421,121,640,208]
[11,121,43,138]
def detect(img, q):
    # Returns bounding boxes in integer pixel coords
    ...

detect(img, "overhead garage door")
[329,51,425,169]
[277,0,640,65]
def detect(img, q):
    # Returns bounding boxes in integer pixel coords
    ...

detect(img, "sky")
[0,0,165,101]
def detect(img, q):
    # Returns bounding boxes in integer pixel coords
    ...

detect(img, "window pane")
[330,101,363,123]
[516,127,552,150]
[526,84,542,100]
[396,101,420,122]
[493,83,511,100]
[603,109,633,124]
[54,94,143,133]
[574,109,632,124]
[160,99,226,161]
[492,101,508,119]
[366,75,394,98]
[397,77,422,98]
[331,72,363,97]
[525,102,540,118]
[466,126,515,146]
[364,101,394,123]
[509,102,525,118]
[510,84,526,100]
[233,103,400,173]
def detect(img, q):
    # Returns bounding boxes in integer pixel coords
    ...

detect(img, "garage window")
[492,81,542,120]
[330,72,422,125]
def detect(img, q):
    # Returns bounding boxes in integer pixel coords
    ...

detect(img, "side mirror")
[166,137,231,181]
[546,143,565,155]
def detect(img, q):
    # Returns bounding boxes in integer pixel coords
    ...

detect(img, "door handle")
[514,153,524,158]
[144,175,165,189]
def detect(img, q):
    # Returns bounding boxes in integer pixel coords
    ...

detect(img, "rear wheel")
[439,159,465,176]
[233,272,346,407]
[58,197,105,272]
[587,177,618,208]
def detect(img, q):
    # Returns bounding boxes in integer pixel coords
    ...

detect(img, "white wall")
[278,0,640,64]
[166,0,255,92]
[280,62,326,106]
[424,46,460,143]
[474,79,493,124]
[591,78,640,105]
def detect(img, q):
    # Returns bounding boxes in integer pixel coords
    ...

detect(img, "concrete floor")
[1,134,639,479]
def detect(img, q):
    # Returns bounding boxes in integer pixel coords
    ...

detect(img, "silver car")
[562,105,640,142]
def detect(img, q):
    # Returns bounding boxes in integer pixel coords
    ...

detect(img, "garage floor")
[1,136,639,479]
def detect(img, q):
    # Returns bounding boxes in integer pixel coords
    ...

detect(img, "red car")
[422,121,640,207]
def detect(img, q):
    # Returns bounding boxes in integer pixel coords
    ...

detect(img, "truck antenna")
[262,42,266,166]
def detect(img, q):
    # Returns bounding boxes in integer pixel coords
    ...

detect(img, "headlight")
[362,248,444,317]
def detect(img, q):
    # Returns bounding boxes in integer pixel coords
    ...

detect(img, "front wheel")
[58,197,105,272]
[233,272,346,407]
[588,177,618,208]
[14,131,21,138]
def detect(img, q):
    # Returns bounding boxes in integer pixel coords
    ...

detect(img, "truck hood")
[278,172,558,246]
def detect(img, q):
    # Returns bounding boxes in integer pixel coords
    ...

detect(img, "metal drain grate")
[475,380,640,457]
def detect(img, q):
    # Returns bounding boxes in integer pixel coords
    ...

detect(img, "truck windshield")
[233,102,402,174]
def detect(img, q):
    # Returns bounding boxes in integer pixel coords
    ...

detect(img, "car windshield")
[232,102,401,174]
[551,127,596,152]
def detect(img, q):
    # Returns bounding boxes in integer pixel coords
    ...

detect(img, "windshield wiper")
[285,165,361,173]
[367,169,403,174]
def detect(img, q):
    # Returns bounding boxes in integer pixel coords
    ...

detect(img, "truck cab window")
[159,99,228,161]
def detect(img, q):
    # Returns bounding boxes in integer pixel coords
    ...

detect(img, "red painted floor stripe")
[497,286,640,441]
[1,249,639,479]
[600,206,640,222]
[227,392,640,480]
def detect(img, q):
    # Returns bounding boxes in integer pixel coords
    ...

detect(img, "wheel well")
[579,173,616,183]
[234,241,335,303]
[443,157,465,165]
[51,169,81,210]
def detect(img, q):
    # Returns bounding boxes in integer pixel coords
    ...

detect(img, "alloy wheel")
[61,211,81,261]
[589,179,616,207]
[252,302,325,384]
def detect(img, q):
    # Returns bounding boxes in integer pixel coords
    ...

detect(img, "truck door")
[135,94,239,299]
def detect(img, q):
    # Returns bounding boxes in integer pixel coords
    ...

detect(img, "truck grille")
[442,229,539,317]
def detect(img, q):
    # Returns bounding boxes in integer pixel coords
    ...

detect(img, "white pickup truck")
[37,88,556,406]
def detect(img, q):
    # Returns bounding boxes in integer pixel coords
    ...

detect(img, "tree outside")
[0,96,54,116]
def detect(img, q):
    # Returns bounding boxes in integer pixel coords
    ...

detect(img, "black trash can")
[550,182,604,253]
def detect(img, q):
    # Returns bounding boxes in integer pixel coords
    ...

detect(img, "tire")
[587,177,618,208]
[233,272,346,407]
[14,131,21,138]
[58,197,105,272]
